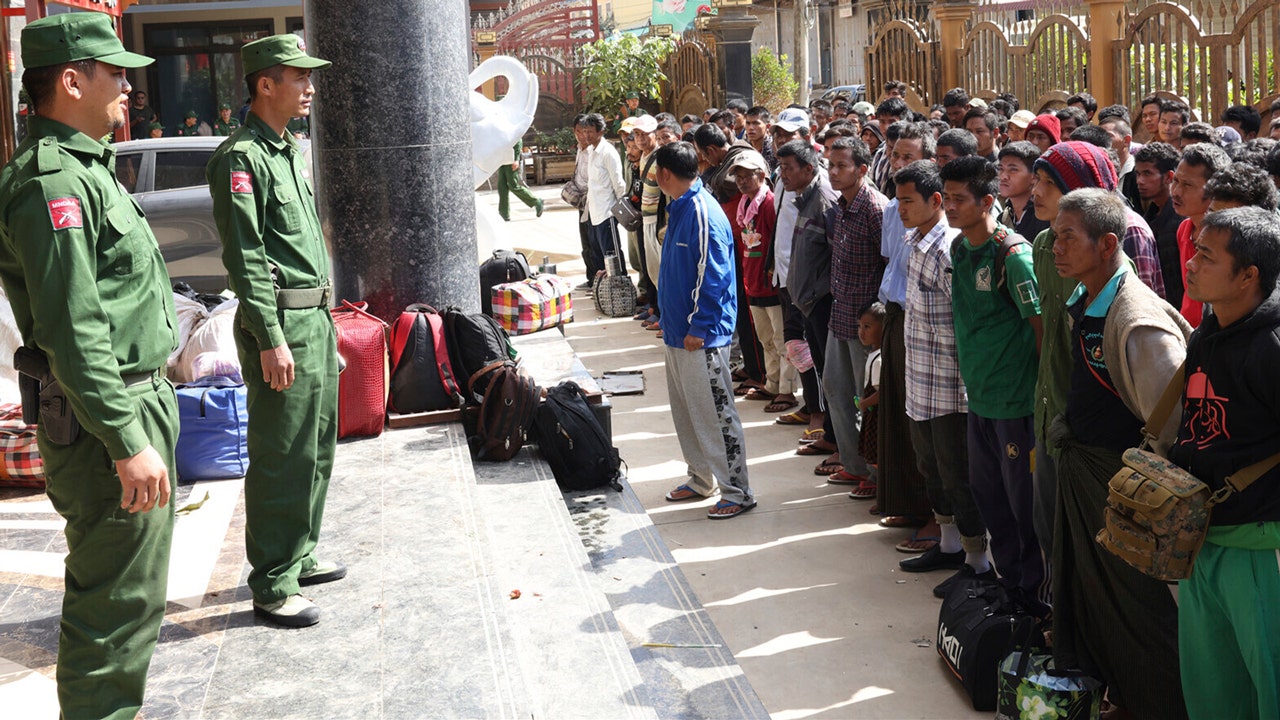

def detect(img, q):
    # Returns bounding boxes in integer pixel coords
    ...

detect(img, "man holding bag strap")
[0,14,178,717]
[207,34,343,628]
[1170,207,1280,719]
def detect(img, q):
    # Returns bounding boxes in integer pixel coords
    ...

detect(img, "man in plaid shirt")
[893,161,993,594]
[823,137,888,488]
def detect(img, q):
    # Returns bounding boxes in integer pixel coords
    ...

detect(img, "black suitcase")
[936,575,1024,712]
[479,249,531,316]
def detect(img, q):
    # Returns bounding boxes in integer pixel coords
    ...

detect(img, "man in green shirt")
[941,156,1050,617]
[176,109,201,136]
[213,102,241,136]
[206,34,341,628]
[0,14,179,718]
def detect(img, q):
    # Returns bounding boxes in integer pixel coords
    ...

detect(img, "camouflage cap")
[22,13,153,70]
[242,34,330,77]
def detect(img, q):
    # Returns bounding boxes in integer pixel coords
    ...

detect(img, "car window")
[116,152,142,193]
[154,150,212,191]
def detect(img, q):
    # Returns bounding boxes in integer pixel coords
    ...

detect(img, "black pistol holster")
[14,346,81,445]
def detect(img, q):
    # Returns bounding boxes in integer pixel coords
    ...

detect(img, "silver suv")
[114,135,312,294]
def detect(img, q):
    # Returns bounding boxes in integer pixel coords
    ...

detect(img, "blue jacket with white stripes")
[658,178,737,350]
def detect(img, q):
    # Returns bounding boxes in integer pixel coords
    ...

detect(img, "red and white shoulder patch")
[47,197,83,231]
[230,171,254,194]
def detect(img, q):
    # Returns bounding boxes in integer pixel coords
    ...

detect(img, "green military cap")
[625,91,639,100]
[148,122,163,131]
[22,13,153,70]
[185,110,198,119]
[242,34,331,77]
[219,103,231,111]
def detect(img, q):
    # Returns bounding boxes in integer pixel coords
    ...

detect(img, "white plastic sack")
[167,295,240,383]
[0,285,22,404]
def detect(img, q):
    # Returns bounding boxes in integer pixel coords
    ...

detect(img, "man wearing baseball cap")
[0,12,179,718]
[206,34,340,628]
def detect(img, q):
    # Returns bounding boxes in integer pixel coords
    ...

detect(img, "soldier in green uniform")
[206,34,341,628]
[497,139,542,221]
[176,109,200,136]
[0,14,179,719]
[213,103,241,136]
[148,121,164,139]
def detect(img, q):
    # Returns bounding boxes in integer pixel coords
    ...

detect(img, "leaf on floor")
[176,491,211,516]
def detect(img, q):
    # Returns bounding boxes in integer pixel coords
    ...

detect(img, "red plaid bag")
[490,275,574,335]
[0,402,43,488]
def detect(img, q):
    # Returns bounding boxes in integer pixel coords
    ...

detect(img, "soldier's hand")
[261,343,295,392]
[511,162,520,171]
[116,445,170,513]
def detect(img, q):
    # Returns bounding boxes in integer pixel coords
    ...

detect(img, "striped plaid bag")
[490,275,574,335]
[0,402,43,488]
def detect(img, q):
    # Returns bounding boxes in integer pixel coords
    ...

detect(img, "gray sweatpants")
[823,331,871,477]
[664,343,753,504]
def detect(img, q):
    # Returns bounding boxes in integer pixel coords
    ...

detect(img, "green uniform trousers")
[41,377,178,720]
[237,306,338,604]
[1179,533,1280,720]
[497,164,538,220]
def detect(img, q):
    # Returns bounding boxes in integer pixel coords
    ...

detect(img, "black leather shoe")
[932,565,998,598]
[298,560,347,586]
[899,545,965,573]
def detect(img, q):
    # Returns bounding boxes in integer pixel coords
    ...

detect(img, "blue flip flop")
[707,499,757,519]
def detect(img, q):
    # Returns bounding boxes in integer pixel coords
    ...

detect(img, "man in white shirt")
[578,113,627,276]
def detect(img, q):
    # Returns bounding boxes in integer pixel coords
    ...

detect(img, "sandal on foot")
[743,387,776,401]
[797,428,825,445]
[775,410,810,425]
[796,440,835,456]
[895,529,940,554]
[731,368,749,382]
[708,499,757,519]
[847,480,877,499]
[827,470,867,486]
[879,515,926,528]
[665,484,705,502]
[813,458,844,475]
[765,396,799,413]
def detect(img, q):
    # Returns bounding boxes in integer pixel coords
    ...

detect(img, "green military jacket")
[206,112,328,352]
[177,124,200,137]
[214,118,241,137]
[0,116,178,460]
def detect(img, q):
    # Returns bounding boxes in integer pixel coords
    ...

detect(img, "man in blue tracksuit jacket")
[653,142,756,519]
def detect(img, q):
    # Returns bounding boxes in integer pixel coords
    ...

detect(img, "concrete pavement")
[491,185,986,719]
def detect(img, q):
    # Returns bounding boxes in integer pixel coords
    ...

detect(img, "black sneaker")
[899,545,965,573]
[933,565,997,598]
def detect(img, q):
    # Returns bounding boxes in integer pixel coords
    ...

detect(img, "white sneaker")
[254,594,320,628]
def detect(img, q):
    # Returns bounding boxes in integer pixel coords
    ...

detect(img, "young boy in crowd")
[855,302,884,482]
[996,141,1049,240]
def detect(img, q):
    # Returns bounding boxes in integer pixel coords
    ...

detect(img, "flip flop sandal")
[868,503,881,515]
[895,529,940,554]
[828,471,867,486]
[797,428,825,444]
[707,499,757,519]
[655,330,663,339]
[848,479,878,499]
[743,388,776,401]
[813,459,844,475]
[765,397,799,413]
[732,368,749,382]
[774,410,810,425]
[795,441,835,456]
[665,484,704,502]
[878,515,926,528]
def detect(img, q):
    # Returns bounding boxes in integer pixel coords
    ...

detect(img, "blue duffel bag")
[175,375,249,481]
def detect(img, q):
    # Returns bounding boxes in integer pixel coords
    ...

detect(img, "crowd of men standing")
[574,82,1280,719]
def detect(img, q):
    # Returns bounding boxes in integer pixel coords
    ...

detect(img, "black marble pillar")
[305,0,480,319]
[708,8,761,107]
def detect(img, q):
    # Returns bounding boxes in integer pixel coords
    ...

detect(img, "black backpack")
[479,249,531,316]
[387,304,463,413]
[442,307,517,404]
[532,381,622,491]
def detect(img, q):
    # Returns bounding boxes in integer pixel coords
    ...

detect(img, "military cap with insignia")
[22,13,153,69]
[241,34,331,77]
